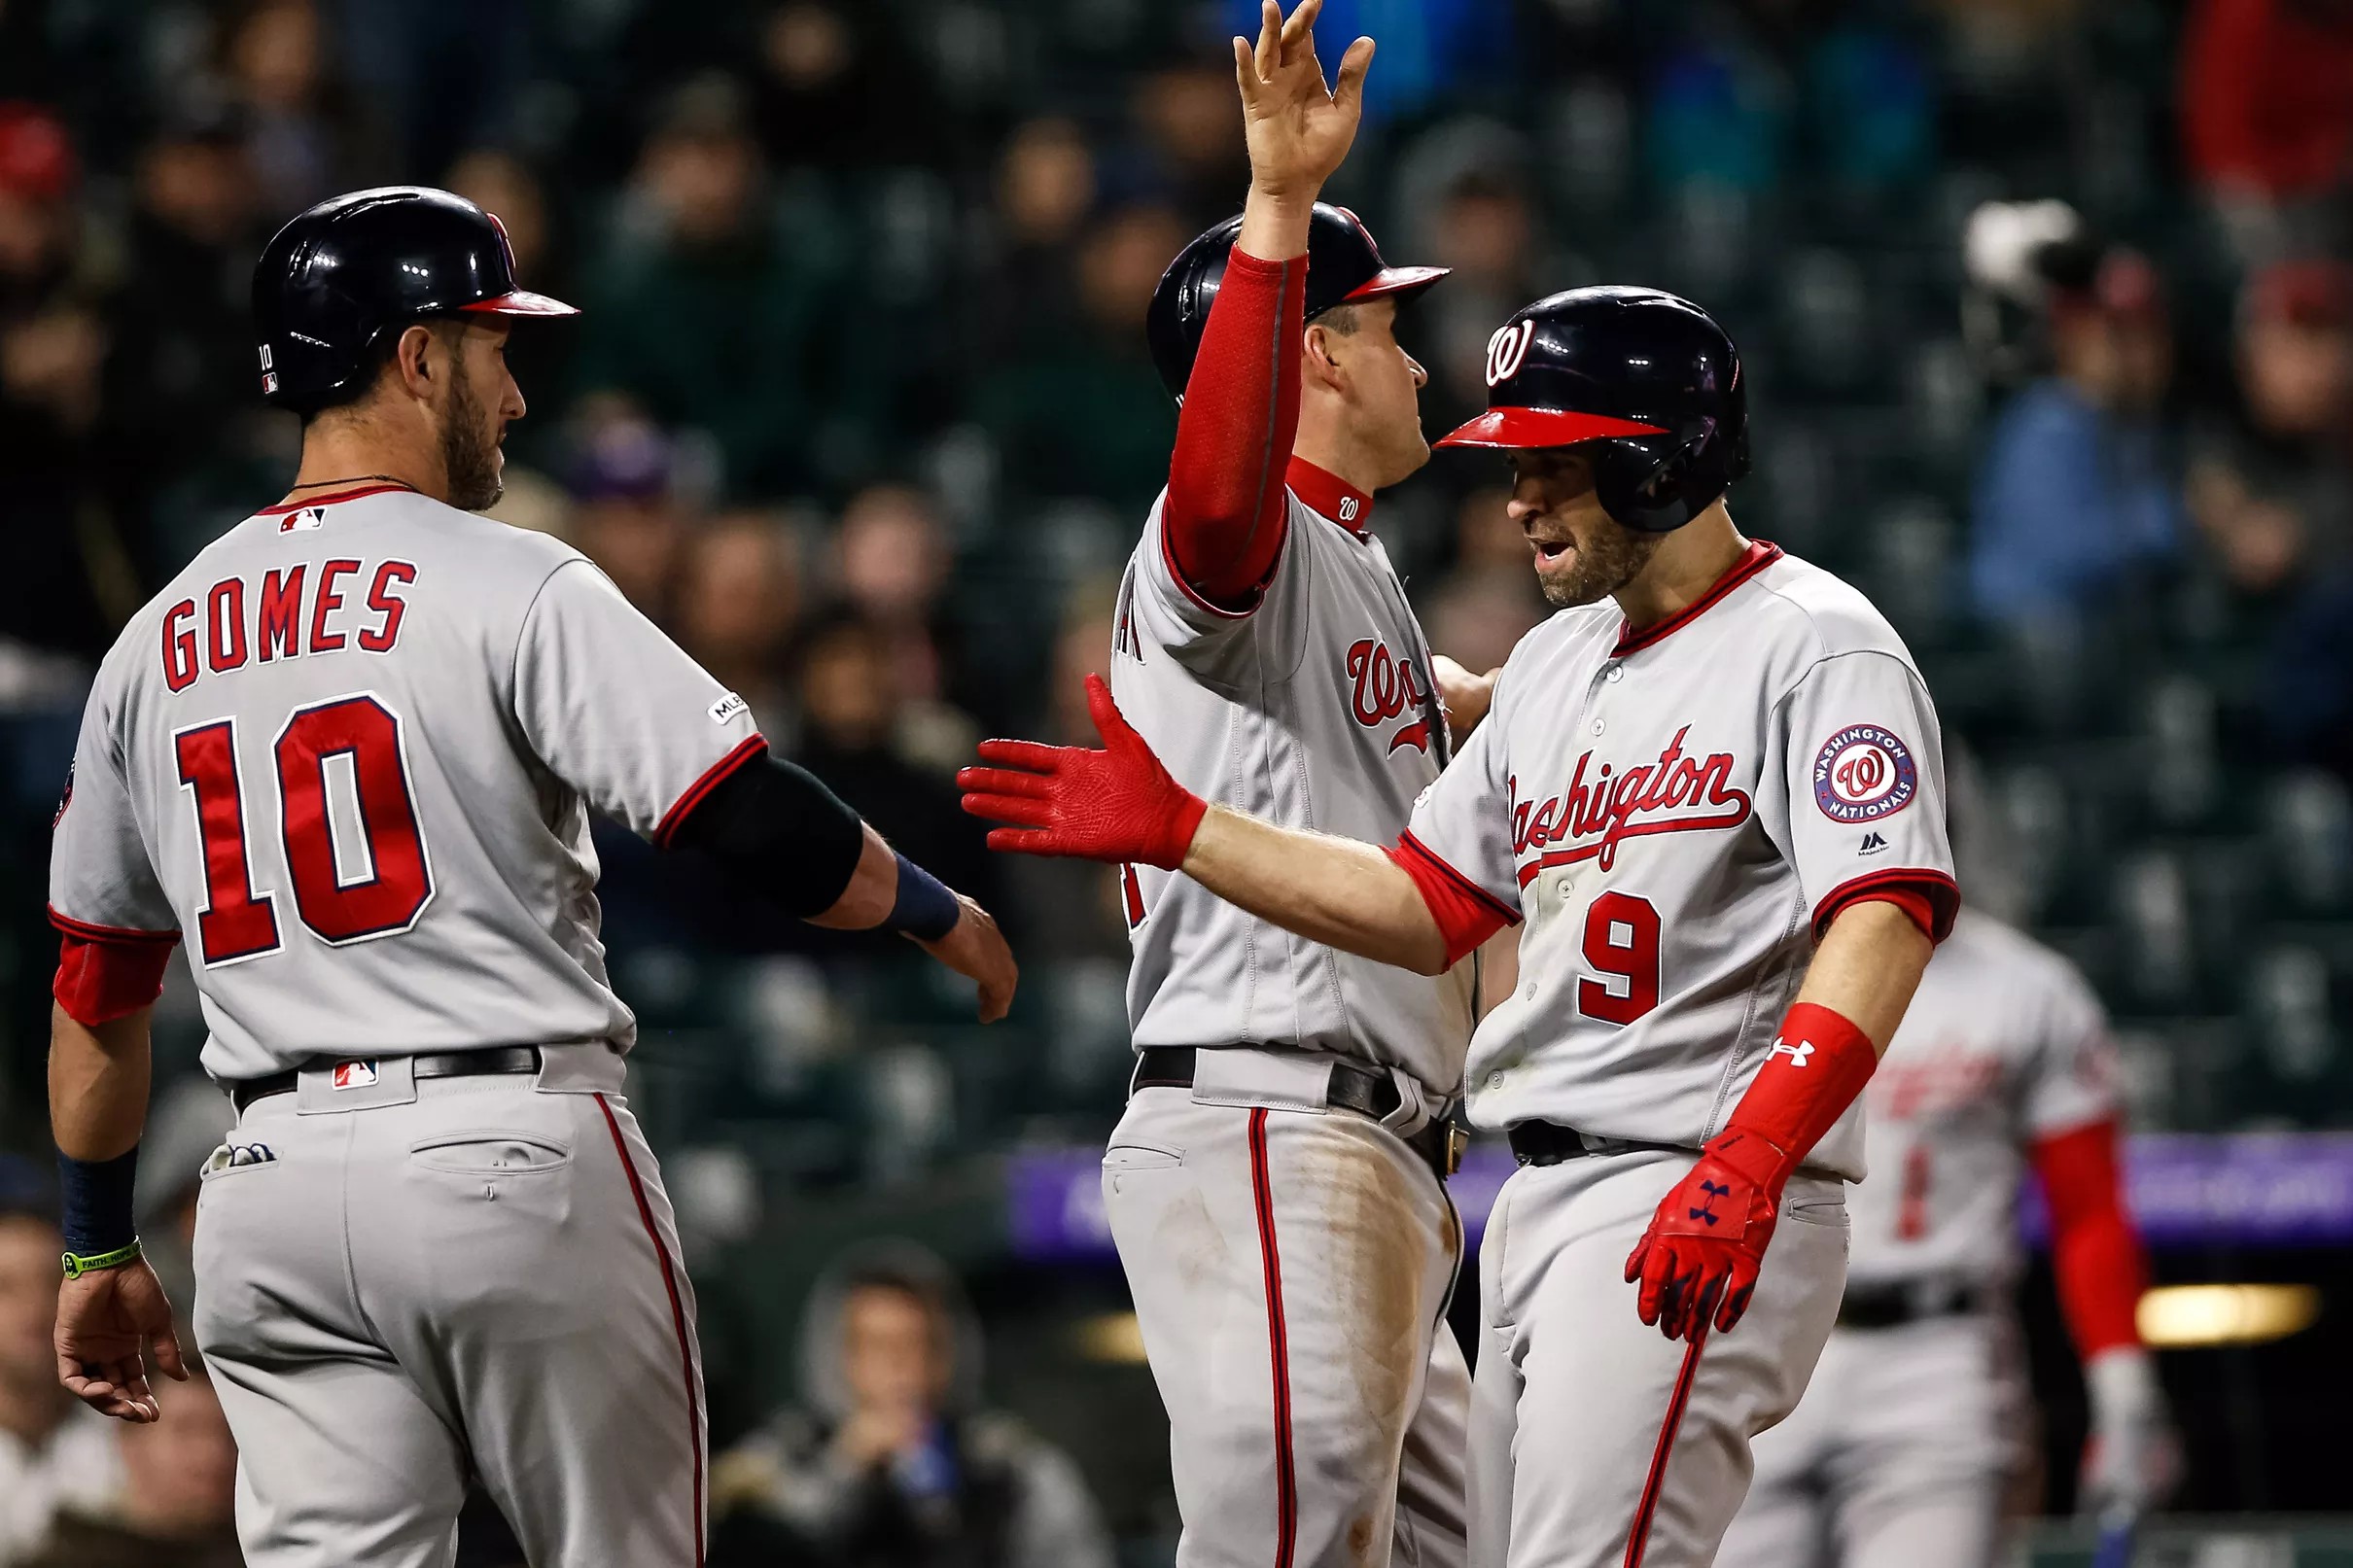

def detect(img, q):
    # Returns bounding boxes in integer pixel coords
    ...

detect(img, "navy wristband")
[57,1147,139,1257]
[885,854,962,942]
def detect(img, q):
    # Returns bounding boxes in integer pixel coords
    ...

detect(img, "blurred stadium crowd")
[0,0,2351,1561]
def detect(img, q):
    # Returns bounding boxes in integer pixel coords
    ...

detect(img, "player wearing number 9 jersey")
[45,186,1014,1568]
[963,287,1958,1568]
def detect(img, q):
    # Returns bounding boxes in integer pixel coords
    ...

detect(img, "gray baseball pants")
[191,1046,705,1567]
[1103,1078,1471,1568]
[1717,1315,2023,1568]
[1468,1148,1850,1568]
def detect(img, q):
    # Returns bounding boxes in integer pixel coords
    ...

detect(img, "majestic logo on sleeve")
[1510,725,1754,884]
[1811,724,1919,824]
[1346,637,1434,754]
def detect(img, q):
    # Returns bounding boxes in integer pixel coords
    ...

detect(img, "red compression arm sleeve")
[53,932,175,1028]
[2034,1120,2148,1358]
[1165,248,1305,609]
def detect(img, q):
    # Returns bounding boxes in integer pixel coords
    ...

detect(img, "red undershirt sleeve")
[2033,1119,2149,1359]
[53,930,176,1028]
[1165,248,1305,610]
[1812,877,1950,943]
[1387,830,1519,969]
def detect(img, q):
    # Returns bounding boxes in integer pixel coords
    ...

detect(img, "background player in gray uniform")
[1720,898,2174,1568]
[45,187,1014,1568]
[966,287,1958,1568]
[1085,3,1483,1563]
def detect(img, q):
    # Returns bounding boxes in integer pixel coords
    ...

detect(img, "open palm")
[1234,0,1374,200]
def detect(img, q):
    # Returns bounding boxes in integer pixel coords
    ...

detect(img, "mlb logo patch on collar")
[332,1059,380,1091]
[279,506,328,533]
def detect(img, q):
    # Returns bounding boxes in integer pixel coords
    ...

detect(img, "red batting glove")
[1624,1129,1791,1342]
[959,674,1209,870]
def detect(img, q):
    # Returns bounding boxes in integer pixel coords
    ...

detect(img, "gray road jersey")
[1406,545,1956,1178]
[49,486,763,1080]
[1845,910,2118,1288]
[1111,486,1476,1097]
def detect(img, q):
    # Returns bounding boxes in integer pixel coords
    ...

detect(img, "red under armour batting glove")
[1625,1003,1878,1342]
[959,674,1209,870]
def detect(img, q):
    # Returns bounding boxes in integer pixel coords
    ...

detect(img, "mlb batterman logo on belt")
[1811,724,1918,823]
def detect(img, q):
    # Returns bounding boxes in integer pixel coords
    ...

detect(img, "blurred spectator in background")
[977,118,1098,357]
[1418,485,1549,679]
[748,2,936,170]
[1133,63,1248,229]
[0,1165,123,1562]
[974,200,1182,519]
[1969,249,2184,627]
[791,609,993,914]
[334,0,529,184]
[21,1357,240,1568]
[679,507,804,732]
[711,1242,1112,1568]
[101,104,266,570]
[444,148,573,405]
[2181,0,2353,263]
[0,101,120,664]
[2188,260,2353,599]
[569,408,693,623]
[223,0,382,216]
[834,483,965,731]
[1418,166,1540,430]
[574,74,864,499]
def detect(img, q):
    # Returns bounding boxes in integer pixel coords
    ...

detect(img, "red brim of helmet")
[1434,406,1667,449]
[458,290,581,318]
[1341,264,1450,303]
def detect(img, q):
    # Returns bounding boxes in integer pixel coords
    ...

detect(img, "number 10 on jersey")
[174,693,434,965]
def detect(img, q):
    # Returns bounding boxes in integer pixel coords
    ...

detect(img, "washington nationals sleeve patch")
[1811,724,1919,824]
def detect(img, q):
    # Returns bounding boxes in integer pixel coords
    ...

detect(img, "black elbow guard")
[665,751,867,917]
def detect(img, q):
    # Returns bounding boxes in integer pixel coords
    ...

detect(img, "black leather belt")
[1836,1278,1985,1330]
[229,1046,544,1113]
[1507,1120,1693,1167]
[1132,1046,1464,1181]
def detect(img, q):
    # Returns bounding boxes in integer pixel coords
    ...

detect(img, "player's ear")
[1301,322,1348,394]
[391,323,439,402]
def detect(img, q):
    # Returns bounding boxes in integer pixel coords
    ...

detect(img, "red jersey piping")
[254,483,417,515]
[1613,541,1782,656]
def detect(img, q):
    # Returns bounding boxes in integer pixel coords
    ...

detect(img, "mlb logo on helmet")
[332,1059,380,1091]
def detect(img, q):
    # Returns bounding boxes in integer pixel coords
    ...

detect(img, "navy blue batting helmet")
[1145,203,1447,401]
[252,186,579,412]
[1437,287,1750,533]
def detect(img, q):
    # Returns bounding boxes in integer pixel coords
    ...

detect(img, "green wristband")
[60,1238,142,1280]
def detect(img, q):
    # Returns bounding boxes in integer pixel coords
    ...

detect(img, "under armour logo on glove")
[1767,1036,1814,1067]
[1687,1179,1730,1225]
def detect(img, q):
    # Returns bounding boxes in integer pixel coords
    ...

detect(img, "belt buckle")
[1446,1123,1467,1176]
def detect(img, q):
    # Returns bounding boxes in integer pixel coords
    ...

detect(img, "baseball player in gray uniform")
[45,187,1014,1568]
[966,286,1960,1568]
[1720,906,2174,1568]
[1082,4,1485,1563]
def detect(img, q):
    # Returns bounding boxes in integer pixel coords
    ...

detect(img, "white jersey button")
[1590,718,1605,735]
[1605,664,1624,681]
[1485,1071,1505,1090]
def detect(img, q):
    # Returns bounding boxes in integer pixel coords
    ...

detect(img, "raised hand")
[959,675,1208,870]
[1234,0,1374,203]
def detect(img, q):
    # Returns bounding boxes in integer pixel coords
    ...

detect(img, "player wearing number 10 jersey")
[44,186,1013,1568]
